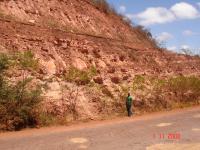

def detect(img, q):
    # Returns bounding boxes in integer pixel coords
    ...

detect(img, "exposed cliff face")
[0,0,200,121]
[0,0,155,46]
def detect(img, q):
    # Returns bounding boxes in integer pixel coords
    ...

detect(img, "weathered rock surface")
[0,0,200,120]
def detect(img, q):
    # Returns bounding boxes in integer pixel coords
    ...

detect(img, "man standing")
[126,93,133,117]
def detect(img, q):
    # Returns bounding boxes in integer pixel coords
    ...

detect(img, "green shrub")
[65,67,89,84]
[38,112,57,126]
[0,80,42,130]
[0,53,9,72]
[92,0,115,14]
[133,25,160,47]
[134,25,152,39]
[168,76,200,102]
[131,75,200,112]
[0,51,42,131]
[132,75,145,91]
[89,65,97,76]
[65,66,97,85]
[17,50,39,70]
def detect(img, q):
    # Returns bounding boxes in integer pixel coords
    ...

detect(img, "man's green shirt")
[126,96,132,106]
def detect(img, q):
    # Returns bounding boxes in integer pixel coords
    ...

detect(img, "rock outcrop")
[0,0,200,120]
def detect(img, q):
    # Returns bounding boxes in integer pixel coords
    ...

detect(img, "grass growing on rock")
[64,66,97,85]
[131,75,200,113]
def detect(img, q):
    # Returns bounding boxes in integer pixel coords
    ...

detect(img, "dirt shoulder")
[1,105,200,139]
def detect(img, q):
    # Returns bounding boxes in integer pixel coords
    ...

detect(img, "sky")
[107,0,200,54]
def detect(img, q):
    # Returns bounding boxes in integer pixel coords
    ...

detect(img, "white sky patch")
[131,2,200,26]
[168,46,177,51]
[125,13,135,19]
[183,30,200,36]
[180,45,200,55]
[119,5,126,13]
[167,45,200,55]
[183,30,195,36]
[134,7,175,26]
[171,2,200,19]
[156,32,173,42]
[193,49,200,55]
[181,45,190,49]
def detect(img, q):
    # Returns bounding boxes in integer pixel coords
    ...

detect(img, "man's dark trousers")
[126,103,132,117]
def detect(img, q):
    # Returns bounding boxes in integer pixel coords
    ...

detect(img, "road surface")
[0,107,200,150]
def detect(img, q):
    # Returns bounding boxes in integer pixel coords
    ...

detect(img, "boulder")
[123,75,129,80]
[39,58,56,75]
[80,48,89,54]
[111,76,120,84]
[93,77,103,84]
[121,68,127,73]
[107,67,115,73]
[28,19,36,24]
[45,82,62,100]
[72,58,87,70]
[97,60,107,68]
[119,55,125,61]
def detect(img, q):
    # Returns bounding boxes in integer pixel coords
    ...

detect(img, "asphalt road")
[0,107,200,150]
